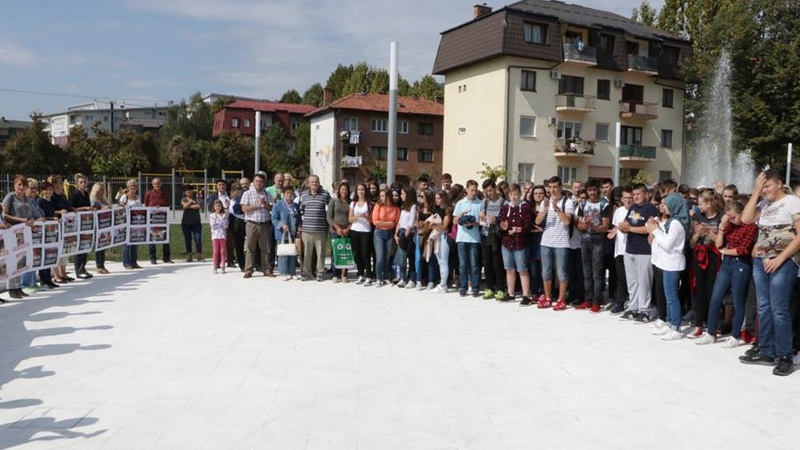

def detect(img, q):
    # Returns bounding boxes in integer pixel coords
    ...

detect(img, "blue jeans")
[277,255,296,275]
[123,244,138,267]
[457,242,480,293]
[501,247,528,271]
[707,257,752,336]
[662,270,682,328]
[541,246,569,282]
[21,271,36,288]
[182,223,203,253]
[394,229,416,281]
[753,258,797,358]
[528,257,543,296]
[373,229,394,282]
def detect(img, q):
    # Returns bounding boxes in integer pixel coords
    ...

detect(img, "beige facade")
[443,56,685,185]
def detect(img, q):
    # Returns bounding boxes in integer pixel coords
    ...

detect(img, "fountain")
[685,50,755,191]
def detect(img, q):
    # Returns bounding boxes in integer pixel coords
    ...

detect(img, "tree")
[631,1,658,27]
[1,115,71,173]
[325,64,354,99]
[302,83,324,107]
[166,135,193,169]
[158,91,214,166]
[280,89,302,104]
[410,75,444,101]
[476,163,508,181]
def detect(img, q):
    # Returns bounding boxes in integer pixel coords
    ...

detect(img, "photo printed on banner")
[113,206,127,227]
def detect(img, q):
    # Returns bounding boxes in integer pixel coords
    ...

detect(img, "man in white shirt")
[536,176,575,310]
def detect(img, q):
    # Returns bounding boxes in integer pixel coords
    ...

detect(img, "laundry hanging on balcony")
[349,131,361,145]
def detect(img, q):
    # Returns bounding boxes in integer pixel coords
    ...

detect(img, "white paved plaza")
[0,262,797,449]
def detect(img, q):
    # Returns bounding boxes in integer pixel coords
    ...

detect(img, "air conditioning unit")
[548,116,558,126]
[550,70,561,80]
[614,78,626,88]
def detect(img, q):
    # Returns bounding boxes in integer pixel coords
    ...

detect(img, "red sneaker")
[590,304,601,313]
[537,297,552,309]
[687,326,704,339]
[740,330,757,345]
[537,294,546,303]
[574,301,591,310]
[553,300,567,311]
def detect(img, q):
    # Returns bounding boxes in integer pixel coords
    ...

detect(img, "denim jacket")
[272,199,300,242]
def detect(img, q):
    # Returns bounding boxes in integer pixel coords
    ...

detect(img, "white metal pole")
[387,41,399,185]
[787,143,793,186]
[255,111,262,175]
[614,122,621,186]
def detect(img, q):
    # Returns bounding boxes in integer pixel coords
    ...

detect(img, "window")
[626,41,640,56]
[344,146,357,157]
[523,23,545,44]
[371,118,387,132]
[661,129,673,148]
[418,149,434,162]
[291,121,300,131]
[557,121,581,139]
[519,116,536,138]
[371,146,387,160]
[399,121,409,134]
[342,117,358,131]
[397,148,408,161]
[103,116,109,122]
[518,163,534,183]
[243,119,250,128]
[84,115,94,122]
[620,126,643,145]
[558,75,584,95]
[600,34,615,56]
[231,118,239,128]
[557,166,579,185]
[418,122,434,136]
[663,46,681,66]
[595,123,609,142]
[659,171,673,182]
[521,70,536,92]
[597,80,611,100]
[662,89,674,108]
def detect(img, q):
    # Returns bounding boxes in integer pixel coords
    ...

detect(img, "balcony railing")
[341,155,362,168]
[619,102,659,120]
[555,94,596,112]
[619,145,656,160]
[563,43,597,65]
[554,138,595,156]
[627,55,659,73]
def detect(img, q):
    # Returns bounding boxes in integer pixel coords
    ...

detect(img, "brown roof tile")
[306,93,443,118]
[227,100,316,114]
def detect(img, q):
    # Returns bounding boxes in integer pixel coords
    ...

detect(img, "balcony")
[555,94,596,113]
[619,102,659,120]
[627,55,659,74]
[340,155,363,168]
[554,138,595,158]
[563,43,597,65]
[619,145,656,161]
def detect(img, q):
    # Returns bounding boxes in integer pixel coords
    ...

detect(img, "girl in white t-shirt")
[348,183,373,285]
[209,200,229,274]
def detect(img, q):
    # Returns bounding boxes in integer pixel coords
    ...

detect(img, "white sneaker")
[432,285,448,294]
[406,281,417,289]
[427,283,435,291]
[695,333,716,345]
[213,269,218,274]
[356,276,365,284]
[397,280,407,288]
[363,278,373,287]
[720,336,741,348]
[650,319,666,329]
[661,329,683,341]
[652,326,671,336]
[416,283,425,291]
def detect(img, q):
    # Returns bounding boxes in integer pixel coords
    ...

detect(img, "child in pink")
[209,199,229,274]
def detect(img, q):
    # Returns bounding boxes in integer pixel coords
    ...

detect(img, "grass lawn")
[96,224,214,262]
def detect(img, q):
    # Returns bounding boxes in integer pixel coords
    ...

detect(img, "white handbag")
[277,230,297,256]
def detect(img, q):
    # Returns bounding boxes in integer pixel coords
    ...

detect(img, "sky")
[0,0,663,120]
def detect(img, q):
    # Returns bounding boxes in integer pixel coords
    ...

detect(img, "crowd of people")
[3,168,800,377]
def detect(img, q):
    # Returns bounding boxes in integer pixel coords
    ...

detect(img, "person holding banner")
[49,175,74,283]
[119,179,142,270]
[144,178,173,265]
[90,182,111,274]
[70,174,94,279]
[2,175,36,299]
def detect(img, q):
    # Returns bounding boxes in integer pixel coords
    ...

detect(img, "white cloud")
[0,41,39,66]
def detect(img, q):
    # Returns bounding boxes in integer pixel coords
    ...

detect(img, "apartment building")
[43,102,168,146]
[307,92,444,189]
[432,0,692,185]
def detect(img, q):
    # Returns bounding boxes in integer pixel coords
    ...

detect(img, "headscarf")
[664,193,690,235]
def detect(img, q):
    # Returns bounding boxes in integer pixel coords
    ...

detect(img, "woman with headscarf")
[647,193,690,341]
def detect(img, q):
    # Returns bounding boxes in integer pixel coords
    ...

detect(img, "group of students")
[264,170,799,378]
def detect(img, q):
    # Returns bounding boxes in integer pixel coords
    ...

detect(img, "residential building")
[306,92,444,190]
[212,100,315,146]
[433,1,692,186]
[0,117,32,150]
[43,102,168,146]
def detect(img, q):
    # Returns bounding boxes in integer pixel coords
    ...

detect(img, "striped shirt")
[300,189,331,233]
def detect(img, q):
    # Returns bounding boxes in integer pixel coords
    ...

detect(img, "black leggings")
[350,230,373,278]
